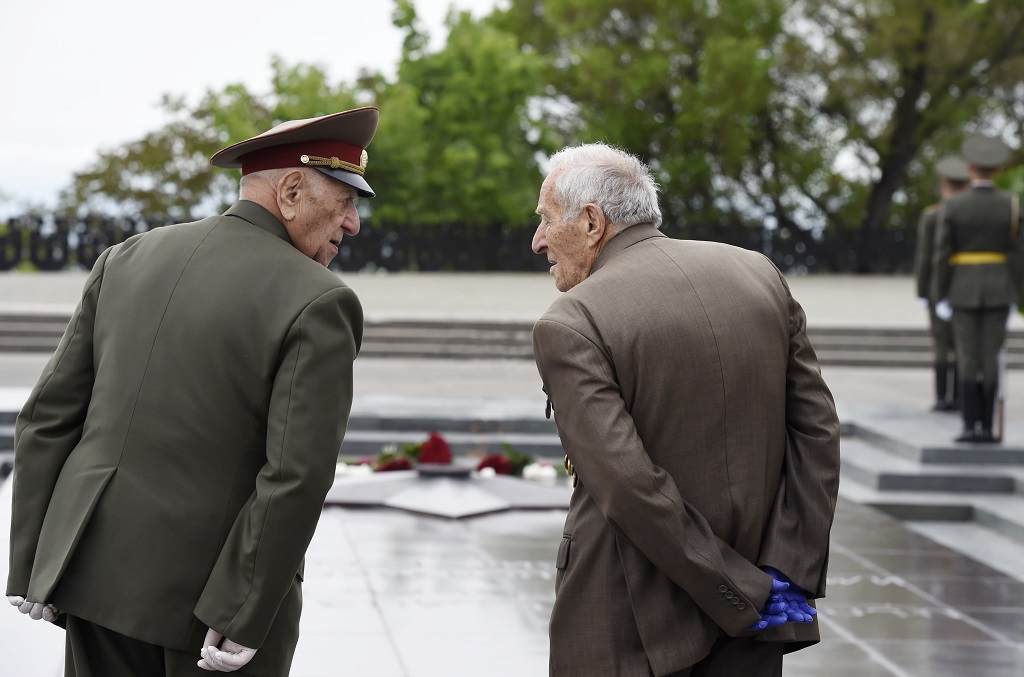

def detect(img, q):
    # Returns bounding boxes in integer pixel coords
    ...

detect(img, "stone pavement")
[3,272,1024,675]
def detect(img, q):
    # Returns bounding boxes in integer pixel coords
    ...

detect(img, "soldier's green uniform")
[914,156,970,411]
[933,134,1023,443]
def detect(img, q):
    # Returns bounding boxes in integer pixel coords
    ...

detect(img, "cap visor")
[314,167,375,198]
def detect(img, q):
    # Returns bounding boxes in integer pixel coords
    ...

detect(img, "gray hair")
[548,143,662,229]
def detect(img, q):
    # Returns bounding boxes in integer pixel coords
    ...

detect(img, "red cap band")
[240,140,364,175]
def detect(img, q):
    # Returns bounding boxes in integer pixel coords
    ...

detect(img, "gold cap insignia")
[300,152,368,176]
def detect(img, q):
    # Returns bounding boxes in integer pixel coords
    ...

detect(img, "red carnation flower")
[419,432,453,465]
[376,457,413,472]
[477,454,512,475]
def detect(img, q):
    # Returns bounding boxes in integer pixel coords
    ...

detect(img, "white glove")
[935,298,953,321]
[7,595,59,622]
[198,628,257,672]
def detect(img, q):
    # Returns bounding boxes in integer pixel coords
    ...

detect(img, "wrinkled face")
[532,174,593,292]
[290,173,361,267]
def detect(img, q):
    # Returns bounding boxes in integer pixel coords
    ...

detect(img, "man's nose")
[531,226,546,254]
[344,211,360,236]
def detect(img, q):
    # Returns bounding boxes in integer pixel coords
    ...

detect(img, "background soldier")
[934,133,1023,443]
[915,156,971,412]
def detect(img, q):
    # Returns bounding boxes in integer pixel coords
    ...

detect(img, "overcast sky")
[0,0,501,217]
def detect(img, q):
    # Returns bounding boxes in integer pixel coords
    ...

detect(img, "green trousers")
[64,615,281,677]
[952,306,1009,384]
[928,304,956,363]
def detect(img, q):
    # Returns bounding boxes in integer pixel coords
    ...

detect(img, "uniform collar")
[225,200,293,244]
[592,223,665,274]
[972,180,996,189]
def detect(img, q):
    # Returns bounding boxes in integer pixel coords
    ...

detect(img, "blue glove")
[745,577,790,631]
[762,566,817,623]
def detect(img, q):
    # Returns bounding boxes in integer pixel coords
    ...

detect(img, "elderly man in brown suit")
[7,108,377,675]
[531,143,840,676]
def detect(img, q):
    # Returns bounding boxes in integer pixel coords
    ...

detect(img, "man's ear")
[582,203,607,245]
[276,170,305,222]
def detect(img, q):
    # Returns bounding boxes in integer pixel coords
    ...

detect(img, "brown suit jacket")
[533,225,840,676]
[8,201,362,675]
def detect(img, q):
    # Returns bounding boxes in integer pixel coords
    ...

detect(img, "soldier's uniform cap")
[935,156,970,182]
[961,133,1011,170]
[210,107,378,198]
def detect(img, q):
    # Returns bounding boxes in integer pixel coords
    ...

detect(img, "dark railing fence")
[0,215,916,274]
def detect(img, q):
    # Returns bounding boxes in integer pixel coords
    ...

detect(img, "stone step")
[347,414,555,435]
[6,311,1024,367]
[840,436,1019,494]
[839,477,1024,545]
[338,430,563,459]
[837,405,1024,546]
[838,401,1024,465]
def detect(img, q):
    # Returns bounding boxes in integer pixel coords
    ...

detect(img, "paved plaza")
[2,272,1024,675]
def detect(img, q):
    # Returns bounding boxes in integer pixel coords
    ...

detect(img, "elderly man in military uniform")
[933,134,1022,443]
[915,156,971,412]
[7,108,377,675]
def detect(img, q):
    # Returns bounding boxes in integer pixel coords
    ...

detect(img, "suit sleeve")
[7,247,112,596]
[756,287,841,598]
[194,286,363,649]
[533,319,770,636]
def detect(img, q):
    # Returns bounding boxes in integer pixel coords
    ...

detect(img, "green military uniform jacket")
[534,226,840,676]
[933,184,1024,308]
[7,201,362,673]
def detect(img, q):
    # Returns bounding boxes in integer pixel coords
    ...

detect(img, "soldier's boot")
[955,382,982,443]
[931,364,949,411]
[933,363,958,412]
[978,382,1000,444]
[951,363,961,411]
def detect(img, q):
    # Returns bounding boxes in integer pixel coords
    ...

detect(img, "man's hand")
[745,577,790,631]
[935,298,953,321]
[7,595,59,622]
[761,566,817,623]
[197,628,257,672]
[778,587,817,622]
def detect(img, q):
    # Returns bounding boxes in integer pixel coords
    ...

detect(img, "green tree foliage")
[60,58,360,221]
[496,0,788,240]
[360,0,547,230]
[59,2,545,235]
[55,0,1024,271]
[777,0,1024,269]
[498,0,1024,270]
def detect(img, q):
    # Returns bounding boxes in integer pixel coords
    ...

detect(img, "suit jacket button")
[725,592,733,599]
[737,603,746,610]
[719,585,728,593]
[731,598,740,605]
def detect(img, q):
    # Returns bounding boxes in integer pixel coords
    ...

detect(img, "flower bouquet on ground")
[373,431,452,471]
[475,444,562,483]
[335,432,460,475]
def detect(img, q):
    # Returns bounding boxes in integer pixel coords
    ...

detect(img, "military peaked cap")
[211,107,379,198]
[961,133,1011,170]
[935,156,970,182]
